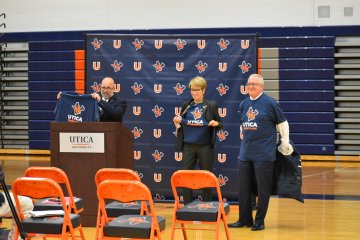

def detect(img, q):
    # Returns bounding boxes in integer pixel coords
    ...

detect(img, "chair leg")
[180,223,188,240]
[170,222,176,240]
[170,210,177,240]
[68,225,76,240]
[95,207,101,240]
[98,214,106,240]
[79,225,86,240]
[61,231,68,240]
[224,222,231,240]
[215,221,221,240]
[154,228,162,240]
[222,215,231,240]
[170,222,188,240]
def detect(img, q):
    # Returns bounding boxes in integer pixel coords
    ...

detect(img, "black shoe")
[251,223,265,231]
[228,220,253,228]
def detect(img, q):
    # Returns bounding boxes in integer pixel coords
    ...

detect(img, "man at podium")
[57,77,127,122]
[90,77,127,122]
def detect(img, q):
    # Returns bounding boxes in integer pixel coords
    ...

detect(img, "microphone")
[181,104,191,116]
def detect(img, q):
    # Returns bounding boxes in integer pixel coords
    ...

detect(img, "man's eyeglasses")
[246,83,262,87]
[101,86,114,90]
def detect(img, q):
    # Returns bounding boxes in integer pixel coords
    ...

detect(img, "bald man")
[90,77,127,122]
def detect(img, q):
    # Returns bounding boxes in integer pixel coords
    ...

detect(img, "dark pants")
[238,160,274,225]
[182,143,214,204]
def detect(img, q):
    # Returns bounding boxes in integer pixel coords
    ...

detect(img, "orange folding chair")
[170,170,230,240]
[24,166,83,214]
[12,177,85,240]
[95,168,149,240]
[97,179,165,240]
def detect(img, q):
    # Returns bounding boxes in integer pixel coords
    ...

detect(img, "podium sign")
[59,132,105,153]
[50,122,134,226]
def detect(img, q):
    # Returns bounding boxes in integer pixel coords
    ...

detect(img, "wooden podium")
[50,122,134,226]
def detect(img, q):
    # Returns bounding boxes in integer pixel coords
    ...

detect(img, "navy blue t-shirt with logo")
[238,93,287,162]
[54,92,100,122]
[181,102,211,145]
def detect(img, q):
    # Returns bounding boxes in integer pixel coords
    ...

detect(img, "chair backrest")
[171,170,219,189]
[24,167,72,195]
[98,180,151,204]
[97,180,163,239]
[24,167,67,184]
[12,177,85,240]
[170,170,230,240]
[94,169,144,240]
[95,168,140,186]
[171,170,223,201]
[12,177,70,219]
[24,166,80,213]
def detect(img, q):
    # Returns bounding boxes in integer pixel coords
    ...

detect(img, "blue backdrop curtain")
[86,34,258,201]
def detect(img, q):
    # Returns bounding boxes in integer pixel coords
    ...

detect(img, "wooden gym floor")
[1,158,360,239]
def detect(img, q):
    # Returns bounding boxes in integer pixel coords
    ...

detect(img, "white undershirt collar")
[250,92,263,101]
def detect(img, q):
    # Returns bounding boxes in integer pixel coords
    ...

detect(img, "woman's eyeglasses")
[190,88,202,92]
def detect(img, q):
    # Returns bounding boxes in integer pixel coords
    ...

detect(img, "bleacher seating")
[259,36,335,154]
[0,42,29,148]
[28,40,85,149]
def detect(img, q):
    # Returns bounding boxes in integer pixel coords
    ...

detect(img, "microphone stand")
[0,169,26,240]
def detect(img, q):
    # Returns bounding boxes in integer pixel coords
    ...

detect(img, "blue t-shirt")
[54,92,100,122]
[181,102,211,145]
[238,93,287,161]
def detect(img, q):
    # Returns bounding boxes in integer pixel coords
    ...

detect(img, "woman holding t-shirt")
[173,76,222,205]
